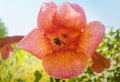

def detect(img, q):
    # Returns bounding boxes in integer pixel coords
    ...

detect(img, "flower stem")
[0,35,24,47]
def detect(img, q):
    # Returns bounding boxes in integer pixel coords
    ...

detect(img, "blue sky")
[0,0,120,35]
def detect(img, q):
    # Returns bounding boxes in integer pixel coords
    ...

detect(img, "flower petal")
[1,50,9,60]
[42,51,89,79]
[37,2,57,29]
[53,2,86,30]
[18,28,52,59]
[78,21,105,57]
[91,52,110,73]
[0,45,13,60]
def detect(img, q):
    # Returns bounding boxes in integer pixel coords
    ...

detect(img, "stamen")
[61,33,67,38]
[54,38,62,45]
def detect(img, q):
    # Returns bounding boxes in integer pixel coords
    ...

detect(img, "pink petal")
[53,2,86,30]
[91,52,110,73]
[0,45,13,60]
[18,28,52,59]
[77,21,105,57]
[8,45,14,52]
[42,51,89,79]
[1,51,9,60]
[1,47,10,60]
[37,2,57,29]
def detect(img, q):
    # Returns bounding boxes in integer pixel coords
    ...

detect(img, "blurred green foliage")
[0,19,8,37]
[0,21,120,82]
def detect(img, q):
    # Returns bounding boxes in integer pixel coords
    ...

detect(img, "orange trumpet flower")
[18,2,110,79]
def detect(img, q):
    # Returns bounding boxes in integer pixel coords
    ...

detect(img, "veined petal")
[18,28,52,59]
[91,52,110,73]
[54,2,86,30]
[78,21,105,57]
[42,51,89,79]
[37,2,57,29]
